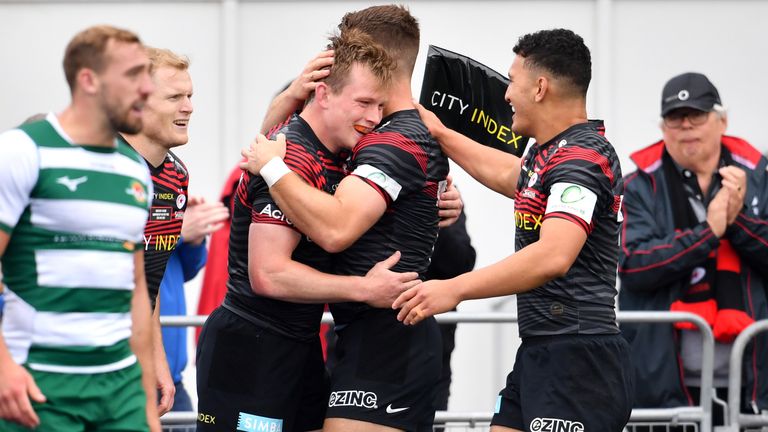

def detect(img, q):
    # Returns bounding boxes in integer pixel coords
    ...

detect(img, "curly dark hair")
[513,29,591,97]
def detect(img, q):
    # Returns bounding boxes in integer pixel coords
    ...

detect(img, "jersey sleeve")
[348,131,427,205]
[246,171,296,231]
[0,129,39,233]
[542,144,616,233]
[249,142,319,232]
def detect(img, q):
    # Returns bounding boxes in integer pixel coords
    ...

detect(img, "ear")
[77,68,99,95]
[314,82,331,108]
[718,112,728,133]
[534,76,549,102]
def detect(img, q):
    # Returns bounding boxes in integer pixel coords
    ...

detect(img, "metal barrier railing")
[160,410,495,426]
[726,320,768,431]
[160,310,714,431]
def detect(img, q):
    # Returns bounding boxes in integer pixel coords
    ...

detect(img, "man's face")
[505,55,536,138]
[324,63,387,150]
[140,66,194,148]
[662,107,726,169]
[97,40,154,134]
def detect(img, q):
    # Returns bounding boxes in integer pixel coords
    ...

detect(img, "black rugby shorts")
[326,308,442,432]
[196,306,329,432]
[492,333,634,432]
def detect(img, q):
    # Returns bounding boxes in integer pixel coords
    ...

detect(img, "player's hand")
[362,251,422,308]
[706,186,730,238]
[393,279,461,325]
[181,196,230,245]
[240,133,287,175]
[155,361,175,416]
[414,101,448,141]
[286,50,334,102]
[719,165,747,225]
[0,359,46,428]
[438,176,463,228]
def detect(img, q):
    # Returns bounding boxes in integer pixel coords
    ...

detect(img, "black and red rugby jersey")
[330,109,449,324]
[514,120,624,337]
[141,150,188,306]
[226,115,347,339]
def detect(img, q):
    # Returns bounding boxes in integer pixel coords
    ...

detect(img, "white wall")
[1,0,767,413]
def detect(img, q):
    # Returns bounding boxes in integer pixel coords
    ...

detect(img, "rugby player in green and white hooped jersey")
[0,26,160,432]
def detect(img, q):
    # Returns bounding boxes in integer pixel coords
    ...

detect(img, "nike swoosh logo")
[385,404,410,414]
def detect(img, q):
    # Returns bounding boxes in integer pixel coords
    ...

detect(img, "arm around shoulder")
[269,174,387,253]
[415,102,520,197]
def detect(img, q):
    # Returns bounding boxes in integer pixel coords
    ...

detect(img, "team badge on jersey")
[545,182,598,224]
[126,180,147,204]
[353,164,403,200]
[176,193,186,209]
[528,172,539,188]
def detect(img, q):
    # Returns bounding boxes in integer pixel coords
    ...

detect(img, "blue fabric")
[160,237,207,383]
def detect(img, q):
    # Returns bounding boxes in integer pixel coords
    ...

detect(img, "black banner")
[419,45,529,156]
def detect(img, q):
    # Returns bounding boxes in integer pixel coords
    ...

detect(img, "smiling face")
[504,55,538,138]
[323,63,387,150]
[96,40,154,134]
[139,65,194,148]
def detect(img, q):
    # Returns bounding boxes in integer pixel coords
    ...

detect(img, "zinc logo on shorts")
[529,417,584,432]
[328,390,378,409]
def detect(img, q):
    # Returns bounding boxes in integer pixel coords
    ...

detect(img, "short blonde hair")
[325,29,395,93]
[146,47,189,75]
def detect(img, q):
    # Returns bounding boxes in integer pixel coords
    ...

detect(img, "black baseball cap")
[661,72,721,116]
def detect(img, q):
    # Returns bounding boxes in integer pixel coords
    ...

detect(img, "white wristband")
[260,156,291,188]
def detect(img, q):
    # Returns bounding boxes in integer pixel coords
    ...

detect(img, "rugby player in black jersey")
[393,29,634,432]
[196,31,429,432]
[123,48,229,416]
[241,6,451,432]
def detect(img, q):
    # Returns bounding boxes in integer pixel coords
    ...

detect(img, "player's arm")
[415,102,521,198]
[130,251,161,432]
[241,134,423,252]
[0,131,46,428]
[260,50,334,134]
[151,294,174,416]
[247,147,461,245]
[268,172,386,252]
[394,218,585,323]
[0,232,47,428]
[249,223,419,307]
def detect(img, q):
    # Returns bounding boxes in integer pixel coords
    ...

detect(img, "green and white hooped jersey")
[0,113,152,374]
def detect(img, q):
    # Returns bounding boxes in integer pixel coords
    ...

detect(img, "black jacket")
[618,136,768,412]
